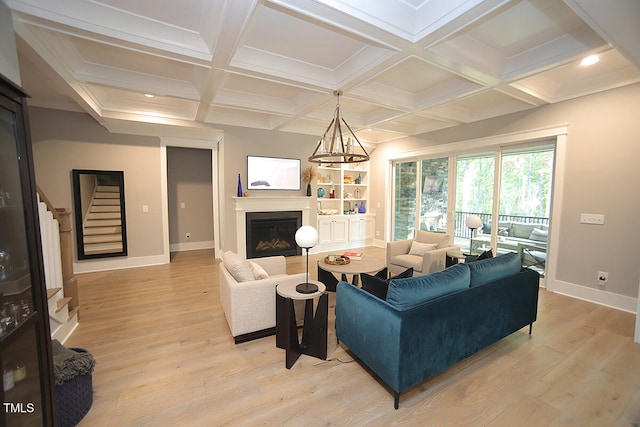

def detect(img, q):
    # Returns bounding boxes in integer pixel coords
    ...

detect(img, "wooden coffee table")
[318,257,386,286]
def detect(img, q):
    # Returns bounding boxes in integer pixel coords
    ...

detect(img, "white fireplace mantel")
[234,196,313,258]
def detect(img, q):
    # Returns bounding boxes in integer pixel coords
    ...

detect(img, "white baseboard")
[169,240,214,253]
[548,278,638,314]
[74,254,168,274]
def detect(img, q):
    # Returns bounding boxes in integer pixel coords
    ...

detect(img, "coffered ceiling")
[5,0,640,143]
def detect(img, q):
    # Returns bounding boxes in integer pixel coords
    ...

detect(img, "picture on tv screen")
[247,156,301,190]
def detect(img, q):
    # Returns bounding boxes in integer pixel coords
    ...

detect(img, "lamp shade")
[465,214,483,229]
[295,225,318,249]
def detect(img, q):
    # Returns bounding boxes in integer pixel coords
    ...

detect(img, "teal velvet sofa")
[335,252,539,409]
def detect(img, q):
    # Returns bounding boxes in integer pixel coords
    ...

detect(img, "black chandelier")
[308,91,370,164]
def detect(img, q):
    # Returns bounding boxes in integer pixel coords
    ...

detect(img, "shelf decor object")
[308,91,370,164]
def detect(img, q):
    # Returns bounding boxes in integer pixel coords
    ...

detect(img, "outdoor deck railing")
[453,211,549,239]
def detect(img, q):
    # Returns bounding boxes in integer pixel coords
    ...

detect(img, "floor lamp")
[295,225,319,294]
[465,214,482,255]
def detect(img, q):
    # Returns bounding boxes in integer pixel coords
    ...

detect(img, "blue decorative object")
[358,202,366,213]
[317,187,325,198]
[237,173,243,197]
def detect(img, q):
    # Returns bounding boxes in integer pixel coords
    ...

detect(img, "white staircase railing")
[36,187,79,343]
[37,194,63,290]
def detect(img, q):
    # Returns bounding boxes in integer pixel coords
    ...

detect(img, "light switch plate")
[580,213,605,225]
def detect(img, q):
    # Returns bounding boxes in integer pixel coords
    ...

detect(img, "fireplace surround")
[233,197,313,259]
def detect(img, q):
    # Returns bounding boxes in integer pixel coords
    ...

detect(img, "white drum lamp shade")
[295,225,319,294]
[465,215,482,230]
[295,225,318,249]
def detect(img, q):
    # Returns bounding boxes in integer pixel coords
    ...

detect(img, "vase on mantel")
[237,173,243,197]
[306,183,312,196]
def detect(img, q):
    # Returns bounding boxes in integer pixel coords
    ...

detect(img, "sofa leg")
[394,391,400,410]
[529,323,533,335]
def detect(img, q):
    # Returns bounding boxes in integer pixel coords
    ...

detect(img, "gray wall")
[0,2,21,86]
[29,107,165,265]
[369,83,640,300]
[167,147,213,248]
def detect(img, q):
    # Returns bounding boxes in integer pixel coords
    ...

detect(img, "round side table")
[275,280,327,369]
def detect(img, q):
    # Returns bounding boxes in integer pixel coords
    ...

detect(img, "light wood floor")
[65,248,640,426]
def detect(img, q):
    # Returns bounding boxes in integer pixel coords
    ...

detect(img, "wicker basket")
[56,348,93,427]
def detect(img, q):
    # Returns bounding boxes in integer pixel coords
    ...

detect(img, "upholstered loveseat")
[474,221,548,268]
[386,230,460,276]
[219,251,306,343]
[335,252,539,408]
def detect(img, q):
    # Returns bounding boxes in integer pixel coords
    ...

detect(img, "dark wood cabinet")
[0,74,57,426]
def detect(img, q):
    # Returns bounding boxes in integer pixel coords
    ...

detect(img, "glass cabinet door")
[1,81,55,426]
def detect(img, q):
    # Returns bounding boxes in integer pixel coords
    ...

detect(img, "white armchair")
[386,230,459,276]
[219,252,306,343]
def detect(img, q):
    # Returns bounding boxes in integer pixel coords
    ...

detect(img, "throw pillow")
[249,261,269,280]
[222,251,254,282]
[482,221,491,234]
[408,241,438,256]
[465,249,493,263]
[529,228,548,242]
[360,267,413,300]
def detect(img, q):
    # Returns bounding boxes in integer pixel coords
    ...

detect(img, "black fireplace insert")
[246,211,302,258]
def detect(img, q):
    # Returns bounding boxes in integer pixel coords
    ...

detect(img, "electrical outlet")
[598,271,608,286]
[186,233,191,240]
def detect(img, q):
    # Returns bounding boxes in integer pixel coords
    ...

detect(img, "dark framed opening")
[246,211,302,258]
[72,169,127,260]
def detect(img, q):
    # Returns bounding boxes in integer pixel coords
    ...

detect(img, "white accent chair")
[386,230,460,276]
[219,252,306,343]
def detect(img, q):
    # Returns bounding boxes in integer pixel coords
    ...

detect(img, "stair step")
[84,226,121,235]
[95,192,120,199]
[84,243,123,254]
[84,234,123,244]
[56,297,72,313]
[96,185,119,192]
[93,199,120,206]
[85,219,121,227]
[68,306,80,321]
[87,212,121,220]
[90,205,120,212]
[47,287,62,300]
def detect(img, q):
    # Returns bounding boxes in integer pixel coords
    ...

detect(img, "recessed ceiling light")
[144,93,154,98]
[580,55,599,66]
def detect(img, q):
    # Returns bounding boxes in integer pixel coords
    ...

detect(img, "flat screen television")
[247,156,301,190]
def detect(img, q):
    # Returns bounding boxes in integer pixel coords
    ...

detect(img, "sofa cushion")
[249,261,269,280]
[222,251,254,282]
[415,230,451,248]
[360,267,413,300]
[468,252,521,287]
[389,254,424,272]
[385,263,470,310]
[408,241,438,256]
[529,228,548,242]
